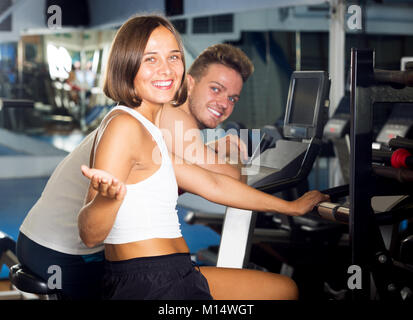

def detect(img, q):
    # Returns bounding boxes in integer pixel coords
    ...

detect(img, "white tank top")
[20,105,181,254]
[102,106,182,244]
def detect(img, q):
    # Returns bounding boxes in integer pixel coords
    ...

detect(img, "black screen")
[289,78,320,125]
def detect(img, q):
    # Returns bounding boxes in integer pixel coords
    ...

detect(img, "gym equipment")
[8,264,62,300]
[349,49,413,301]
[260,125,283,151]
[0,99,34,109]
[216,71,331,269]
[312,81,413,298]
[0,98,34,131]
[0,96,72,133]
[373,148,413,169]
[313,49,413,301]
[323,94,351,183]
[375,103,413,149]
[324,94,413,183]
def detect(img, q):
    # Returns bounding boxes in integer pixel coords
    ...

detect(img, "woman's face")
[134,26,184,107]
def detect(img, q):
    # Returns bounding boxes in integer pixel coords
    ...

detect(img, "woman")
[78,14,329,300]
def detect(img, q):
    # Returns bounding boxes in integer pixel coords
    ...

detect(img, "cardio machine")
[215,70,332,270]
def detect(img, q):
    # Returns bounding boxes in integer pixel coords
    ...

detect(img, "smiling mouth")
[152,80,173,90]
[207,107,222,118]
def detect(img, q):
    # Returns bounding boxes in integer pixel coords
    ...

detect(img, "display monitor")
[283,71,330,140]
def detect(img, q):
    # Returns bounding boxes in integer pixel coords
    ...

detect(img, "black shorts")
[102,253,213,300]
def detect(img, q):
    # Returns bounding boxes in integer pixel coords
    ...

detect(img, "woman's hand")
[81,165,127,201]
[289,190,330,216]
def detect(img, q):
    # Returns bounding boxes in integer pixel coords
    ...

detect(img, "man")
[161,43,254,182]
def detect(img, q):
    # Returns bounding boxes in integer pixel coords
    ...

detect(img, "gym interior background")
[1,0,413,301]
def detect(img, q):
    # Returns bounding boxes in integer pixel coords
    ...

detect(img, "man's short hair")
[188,44,254,83]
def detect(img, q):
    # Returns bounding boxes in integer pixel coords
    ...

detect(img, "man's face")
[188,63,243,129]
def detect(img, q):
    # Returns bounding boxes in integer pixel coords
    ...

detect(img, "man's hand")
[81,165,127,201]
[208,134,248,163]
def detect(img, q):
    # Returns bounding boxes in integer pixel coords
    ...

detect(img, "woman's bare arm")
[172,154,329,216]
[78,115,143,247]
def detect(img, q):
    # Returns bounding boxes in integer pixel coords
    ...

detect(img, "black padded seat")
[9,264,61,298]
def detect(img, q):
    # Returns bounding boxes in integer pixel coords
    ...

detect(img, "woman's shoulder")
[98,111,153,152]
[105,110,148,136]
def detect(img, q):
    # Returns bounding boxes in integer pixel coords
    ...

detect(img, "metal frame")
[216,208,257,268]
[349,48,413,300]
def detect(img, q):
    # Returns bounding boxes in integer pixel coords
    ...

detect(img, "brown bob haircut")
[103,14,187,108]
[188,43,254,83]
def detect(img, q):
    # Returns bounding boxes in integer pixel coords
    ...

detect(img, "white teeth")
[153,80,172,87]
[208,107,222,117]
